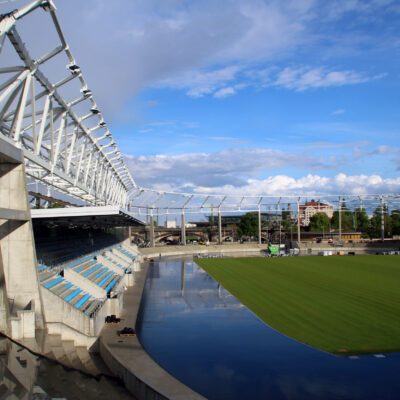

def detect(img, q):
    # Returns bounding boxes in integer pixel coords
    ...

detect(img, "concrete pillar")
[218,209,222,245]
[0,245,10,334]
[181,212,186,246]
[297,202,301,243]
[258,208,262,245]
[149,215,155,247]
[0,139,45,332]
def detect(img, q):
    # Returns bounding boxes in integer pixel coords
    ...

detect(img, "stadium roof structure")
[1,1,399,219]
[31,206,145,228]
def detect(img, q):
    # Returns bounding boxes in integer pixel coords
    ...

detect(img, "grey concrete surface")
[140,243,268,259]
[99,263,206,400]
[0,141,45,336]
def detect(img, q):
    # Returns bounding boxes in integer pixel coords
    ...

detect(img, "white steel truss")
[0,0,135,207]
[127,187,400,217]
[1,1,399,218]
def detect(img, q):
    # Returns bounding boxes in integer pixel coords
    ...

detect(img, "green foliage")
[391,210,400,235]
[309,213,330,232]
[281,210,293,231]
[331,210,354,231]
[369,207,392,237]
[238,212,258,238]
[197,256,400,355]
[354,208,369,232]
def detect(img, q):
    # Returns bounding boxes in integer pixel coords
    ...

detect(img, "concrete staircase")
[43,334,109,377]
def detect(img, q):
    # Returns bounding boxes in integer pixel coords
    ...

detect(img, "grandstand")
[29,207,142,347]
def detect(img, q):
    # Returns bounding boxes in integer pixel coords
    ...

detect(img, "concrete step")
[43,334,64,361]
[61,341,85,370]
[75,347,102,376]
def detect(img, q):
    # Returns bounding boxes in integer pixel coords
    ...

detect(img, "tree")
[331,210,354,232]
[354,207,369,233]
[391,210,400,235]
[238,212,258,238]
[369,207,392,238]
[309,213,330,232]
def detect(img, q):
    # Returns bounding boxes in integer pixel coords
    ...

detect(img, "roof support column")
[149,213,155,248]
[258,206,262,245]
[218,208,222,245]
[297,200,301,244]
[181,211,186,246]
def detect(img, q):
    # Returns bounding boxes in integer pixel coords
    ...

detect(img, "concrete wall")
[99,339,170,400]
[64,268,106,299]
[46,322,98,349]
[41,287,93,336]
[10,310,36,340]
[0,142,44,332]
[140,243,269,260]
[107,297,122,317]
[97,255,125,276]
[111,249,131,264]
[40,286,108,348]
[92,297,109,339]
[298,241,400,255]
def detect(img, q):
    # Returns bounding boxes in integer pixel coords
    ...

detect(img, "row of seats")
[37,244,137,318]
[64,246,135,294]
[116,246,136,261]
[39,270,102,316]
[35,233,120,267]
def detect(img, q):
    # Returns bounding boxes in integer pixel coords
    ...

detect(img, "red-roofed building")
[299,200,334,227]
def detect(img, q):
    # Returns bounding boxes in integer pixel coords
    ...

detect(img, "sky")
[2,0,400,196]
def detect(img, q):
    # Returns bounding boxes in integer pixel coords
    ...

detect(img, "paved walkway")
[99,263,206,400]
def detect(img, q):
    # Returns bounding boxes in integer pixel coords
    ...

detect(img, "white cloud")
[273,67,368,91]
[214,87,236,98]
[124,147,332,189]
[159,66,241,98]
[192,174,400,196]
[4,0,392,112]
[302,141,369,149]
[332,109,345,115]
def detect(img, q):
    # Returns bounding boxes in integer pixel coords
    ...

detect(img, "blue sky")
[3,0,400,195]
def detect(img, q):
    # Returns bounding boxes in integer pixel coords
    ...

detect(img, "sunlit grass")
[196,255,400,355]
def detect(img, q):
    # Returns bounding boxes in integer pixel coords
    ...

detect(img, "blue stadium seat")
[44,277,63,289]
[64,288,81,303]
[74,294,91,309]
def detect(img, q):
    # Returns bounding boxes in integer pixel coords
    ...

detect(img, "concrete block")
[97,255,124,276]
[112,249,131,263]
[64,269,106,300]
[17,310,35,338]
[107,298,120,316]
[10,317,22,340]
[125,273,134,287]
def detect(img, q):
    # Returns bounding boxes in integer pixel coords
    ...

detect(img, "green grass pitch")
[196,255,400,355]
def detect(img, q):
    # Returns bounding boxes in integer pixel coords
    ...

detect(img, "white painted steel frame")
[0,0,135,207]
[1,1,399,219]
[127,186,400,218]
